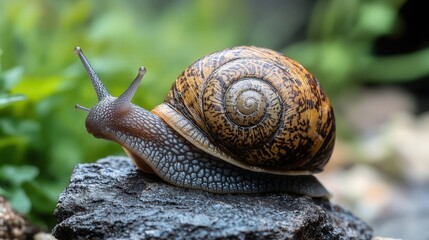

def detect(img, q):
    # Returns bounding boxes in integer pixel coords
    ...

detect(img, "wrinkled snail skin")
[85,96,329,197]
[75,46,335,198]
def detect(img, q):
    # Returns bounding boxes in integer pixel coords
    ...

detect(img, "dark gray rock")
[52,156,373,240]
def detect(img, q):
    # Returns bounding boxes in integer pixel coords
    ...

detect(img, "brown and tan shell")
[152,46,335,175]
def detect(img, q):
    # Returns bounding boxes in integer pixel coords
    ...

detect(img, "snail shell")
[153,46,335,175]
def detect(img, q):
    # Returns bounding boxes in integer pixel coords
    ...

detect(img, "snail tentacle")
[74,47,110,101]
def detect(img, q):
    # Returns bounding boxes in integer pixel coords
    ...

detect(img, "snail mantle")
[53,156,373,240]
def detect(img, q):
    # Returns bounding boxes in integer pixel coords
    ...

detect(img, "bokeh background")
[1,0,428,238]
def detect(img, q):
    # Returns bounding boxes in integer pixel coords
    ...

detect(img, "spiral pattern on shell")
[204,73,283,150]
[160,46,335,174]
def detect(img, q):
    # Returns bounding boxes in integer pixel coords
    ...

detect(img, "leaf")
[0,186,7,196]
[0,94,26,107]
[0,165,39,186]
[10,75,62,102]
[1,66,25,92]
[8,188,31,214]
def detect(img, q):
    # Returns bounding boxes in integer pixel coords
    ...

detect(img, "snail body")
[75,46,335,197]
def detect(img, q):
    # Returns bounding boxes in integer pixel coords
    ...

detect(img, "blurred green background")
[1,0,428,234]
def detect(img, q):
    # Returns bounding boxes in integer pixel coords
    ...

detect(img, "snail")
[74,46,335,198]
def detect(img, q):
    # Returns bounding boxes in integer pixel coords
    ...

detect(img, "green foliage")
[285,0,429,94]
[0,0,248,227]
[0,0,426,229]
[0,165,38,213]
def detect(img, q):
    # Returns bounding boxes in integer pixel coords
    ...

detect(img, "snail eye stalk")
[74,46,111,101]
[75,104,91,112]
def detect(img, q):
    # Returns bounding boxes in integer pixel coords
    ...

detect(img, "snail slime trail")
[75,46,335,198]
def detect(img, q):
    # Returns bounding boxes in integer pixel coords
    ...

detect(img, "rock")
[0,196,40,239]
[34,232,58,240]
[52,156,373,240]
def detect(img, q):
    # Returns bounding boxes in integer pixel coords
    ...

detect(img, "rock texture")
[0,196,40,239]
[53,156,373,240]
